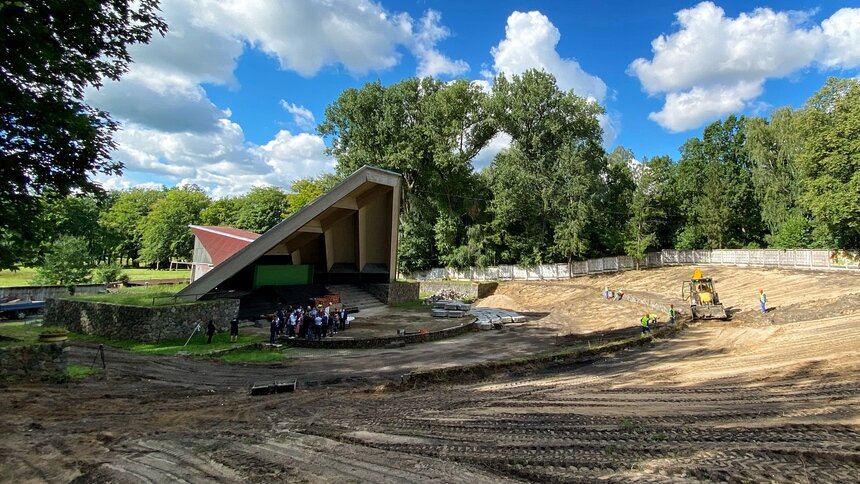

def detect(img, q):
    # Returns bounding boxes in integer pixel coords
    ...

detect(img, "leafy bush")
[92,263,128,284]
[31,236,93,285]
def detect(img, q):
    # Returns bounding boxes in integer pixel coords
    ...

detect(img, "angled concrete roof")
[178,165,402,299]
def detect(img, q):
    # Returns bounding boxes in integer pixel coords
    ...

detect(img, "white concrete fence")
[402,249,860,282]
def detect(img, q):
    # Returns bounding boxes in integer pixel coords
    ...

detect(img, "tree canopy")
[0,0,166,269]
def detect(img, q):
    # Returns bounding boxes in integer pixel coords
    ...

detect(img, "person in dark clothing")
[229,318,239,342]
[339,308,347,331]
[269,317,278,345]
[206,321,216,344]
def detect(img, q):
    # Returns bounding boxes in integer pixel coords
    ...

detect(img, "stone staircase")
[325,285,386,312]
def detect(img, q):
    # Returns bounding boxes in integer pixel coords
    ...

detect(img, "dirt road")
[1,266,858,482]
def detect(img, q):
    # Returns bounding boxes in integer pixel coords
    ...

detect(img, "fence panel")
[402,248,859,281]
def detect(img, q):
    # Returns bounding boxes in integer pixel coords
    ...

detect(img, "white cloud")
[88,0,467,197]
[649,81,764,133]
[472,133,513,171]
[630,2,860,132]
[413,10,469,78]
[820,8,860,68]
[108,121,335,198]
[280,100,316,130]
[488,11,607,101]
[201,0,411,76]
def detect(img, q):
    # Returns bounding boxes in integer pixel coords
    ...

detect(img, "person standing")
[314,313,323,341]
[667,304,677,325]
[269,316,278,345]
[206,320,216,344]
[229,317,239,342]
[759,289,767,314]
[639,314,651,336]
[287,311,297,338]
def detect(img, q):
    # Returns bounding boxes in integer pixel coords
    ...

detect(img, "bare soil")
[1,266,858,482]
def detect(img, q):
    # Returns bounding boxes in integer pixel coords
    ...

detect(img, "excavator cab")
[682,269,728,320]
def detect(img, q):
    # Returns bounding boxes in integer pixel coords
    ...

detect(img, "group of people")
[639,304,677,335]
[269,302,350,344]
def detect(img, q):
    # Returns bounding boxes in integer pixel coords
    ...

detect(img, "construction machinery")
[682,269,729,320]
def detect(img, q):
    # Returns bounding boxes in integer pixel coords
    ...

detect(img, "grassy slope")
[0,268,190,287]
[70,284,189,306]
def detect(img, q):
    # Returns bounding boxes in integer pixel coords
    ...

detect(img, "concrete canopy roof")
[177,165,402,299]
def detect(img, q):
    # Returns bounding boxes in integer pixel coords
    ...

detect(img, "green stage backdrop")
[253,265,313,288]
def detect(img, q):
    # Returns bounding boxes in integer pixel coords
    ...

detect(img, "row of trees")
[321,72,859,272]
[8,71,858,276]
[19,176,339,276]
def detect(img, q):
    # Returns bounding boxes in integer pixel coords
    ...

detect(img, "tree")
[675,116,763,249]
[285,174,341,217]
[199,197,240,227]
[319,77,495,271]
[596,146,636,255]
[797,78,860,248]
[0,0,166,269]
[99,188,165,265]
[624,159,662,267]
[746,109,808,247]
[234,186,288,234]
[487,70,605,265]
[31,236,93,286]
[139,186,210,265]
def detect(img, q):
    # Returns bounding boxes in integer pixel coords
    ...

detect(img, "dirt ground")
[1,266,858,482]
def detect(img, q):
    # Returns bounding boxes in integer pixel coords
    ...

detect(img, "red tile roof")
[190,225,260,266]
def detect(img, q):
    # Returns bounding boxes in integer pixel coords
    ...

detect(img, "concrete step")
[325,285,386,310]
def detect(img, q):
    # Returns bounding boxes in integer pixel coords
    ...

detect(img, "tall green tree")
[199,197,240,227]
[99,188,165,265]
[624,158,662,267]
[234,186,288,234]
[797,78,860,248]
[746,108,808,247]
[319,77,495,271]
[675,116,763,249]
[31,235,93,286]
[139,186,210,265]
[487,70,605,265]
[0,0,166,269]
[285,174,342,217]
[596,146,636,254]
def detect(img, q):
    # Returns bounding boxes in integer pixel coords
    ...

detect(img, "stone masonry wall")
[361,282,420,304]
[418,281,498,300]
[0,342,68,382]
[44,299,239,342]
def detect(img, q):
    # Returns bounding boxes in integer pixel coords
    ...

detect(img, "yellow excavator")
[682,269,728,320]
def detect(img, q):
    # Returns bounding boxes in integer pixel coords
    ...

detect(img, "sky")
[86,0,860,198]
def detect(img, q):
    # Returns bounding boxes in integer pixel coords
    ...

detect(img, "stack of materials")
[430,300,472,318]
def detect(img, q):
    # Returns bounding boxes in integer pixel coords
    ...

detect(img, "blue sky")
[85,0,860,197]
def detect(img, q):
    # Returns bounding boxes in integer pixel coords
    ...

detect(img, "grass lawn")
[66,364,100,379]
[0,321,67,347]
[0,268,38,287]
[0,267,190,287]
[73,331,265,356]
[71,283,190,306]
[0,321,266,356]
[392,299,430,310]
[220,348,287,363]
[123,268,190,281]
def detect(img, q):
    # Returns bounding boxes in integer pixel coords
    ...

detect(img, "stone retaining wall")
[362,282,420,304]
[0,342,68,382]
[282,320,476,349]
[0,284,106,301]
[44,299,239,342]
[418,281,498,300]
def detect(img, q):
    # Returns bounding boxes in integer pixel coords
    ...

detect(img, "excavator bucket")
[691,304,728,320]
